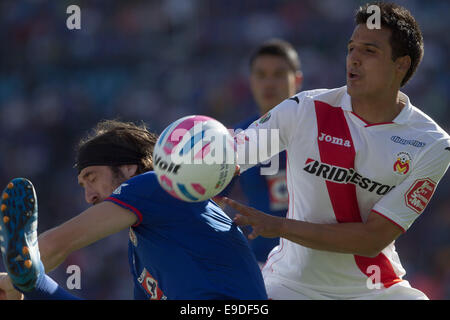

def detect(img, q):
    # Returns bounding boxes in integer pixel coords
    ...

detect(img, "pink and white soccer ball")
[153,115,237,202]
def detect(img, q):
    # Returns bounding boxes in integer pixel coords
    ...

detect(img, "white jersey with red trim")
[236,86,450,298]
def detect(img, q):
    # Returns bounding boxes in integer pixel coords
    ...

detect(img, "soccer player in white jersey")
[221,2,450,299]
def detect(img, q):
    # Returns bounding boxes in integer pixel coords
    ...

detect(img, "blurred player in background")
[222,2,450,299]
[0,120,267,300]
[218,39,303,266]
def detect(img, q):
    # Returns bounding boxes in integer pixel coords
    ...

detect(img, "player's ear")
[295,70,303,91]
[395,55,411,79]
[120,164,138,179]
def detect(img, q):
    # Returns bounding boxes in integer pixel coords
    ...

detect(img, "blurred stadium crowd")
[0,0,448,299]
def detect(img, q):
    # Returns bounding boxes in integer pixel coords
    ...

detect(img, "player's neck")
[351,90,405,124]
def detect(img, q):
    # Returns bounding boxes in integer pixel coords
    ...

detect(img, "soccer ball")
[153,115,237,202]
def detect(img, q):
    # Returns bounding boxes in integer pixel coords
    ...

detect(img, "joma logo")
[318,132,351,147]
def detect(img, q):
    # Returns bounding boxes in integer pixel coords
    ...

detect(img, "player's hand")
[0,273,23,300]
[221,197,284,239]
[212,165,240,209]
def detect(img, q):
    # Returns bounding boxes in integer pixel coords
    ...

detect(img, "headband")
[74,143,144,174]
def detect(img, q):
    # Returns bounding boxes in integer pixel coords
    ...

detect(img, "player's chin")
[346,84,356,96]
[346,81,367,97]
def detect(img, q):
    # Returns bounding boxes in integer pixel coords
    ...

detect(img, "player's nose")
[263,76,278,88]
[348,50,362,68]
[85,188,99,205]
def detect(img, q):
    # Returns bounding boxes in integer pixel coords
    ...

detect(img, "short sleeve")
[235,92,308,173]
[104,173,160,227]
[372,138,450,232]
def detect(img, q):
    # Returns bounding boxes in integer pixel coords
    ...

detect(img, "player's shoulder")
[403,102,450,162]
[403,101,450,146]
[112,171,159,197]
[408,107,448,137]
[289,86,347,107]
[127,170,158,185]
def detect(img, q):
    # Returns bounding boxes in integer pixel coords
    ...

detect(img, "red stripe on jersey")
[314,101,401,288]
[354,255,403,288]
[315,101,360,223]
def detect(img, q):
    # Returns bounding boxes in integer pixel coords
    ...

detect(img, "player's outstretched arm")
[225,197,402,257]
[37,201,137,273]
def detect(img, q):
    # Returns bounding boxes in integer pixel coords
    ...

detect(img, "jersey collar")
[341,87,413,125]
[392,91,413,125]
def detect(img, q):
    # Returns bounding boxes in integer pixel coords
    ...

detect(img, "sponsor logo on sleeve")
[404,178,436,214]
[259,112,271,124]
[253,112,272,127]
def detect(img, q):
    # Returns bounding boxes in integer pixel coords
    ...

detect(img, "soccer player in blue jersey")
[0,120,267,300]
[218,39,303,265]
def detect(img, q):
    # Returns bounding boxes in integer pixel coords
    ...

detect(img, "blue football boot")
[0,178,41,292]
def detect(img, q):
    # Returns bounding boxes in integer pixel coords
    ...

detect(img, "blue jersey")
[222,115,288,263]
[105,171,267,300]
